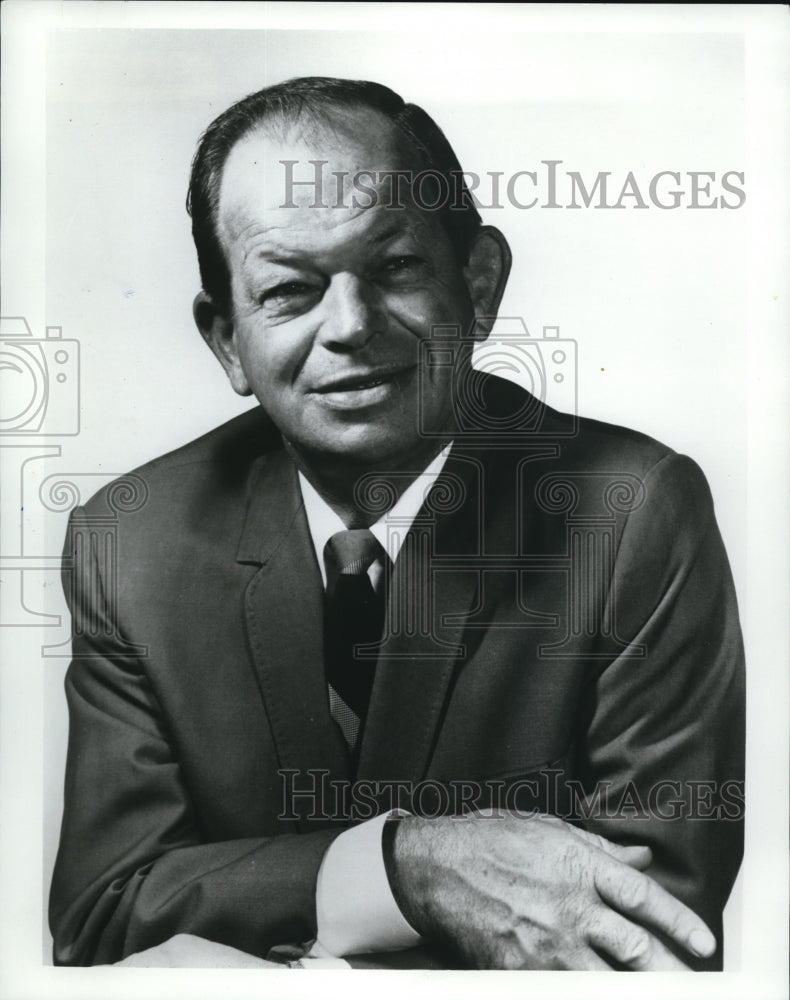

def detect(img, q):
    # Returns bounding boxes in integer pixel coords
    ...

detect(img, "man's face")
[209,111,480,472]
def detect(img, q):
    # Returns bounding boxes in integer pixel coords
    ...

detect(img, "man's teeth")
[333,376,387,391]
[322,372,400,393]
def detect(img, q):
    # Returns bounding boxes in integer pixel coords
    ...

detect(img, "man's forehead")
[217,113,430,249]
[221,109,413,194]
[221,196,435,266]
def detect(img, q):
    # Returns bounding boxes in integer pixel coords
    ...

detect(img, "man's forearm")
[51,827,339,965]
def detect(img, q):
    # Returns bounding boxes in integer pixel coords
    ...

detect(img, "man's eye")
[261,281,318,305]
[381,255,423,273]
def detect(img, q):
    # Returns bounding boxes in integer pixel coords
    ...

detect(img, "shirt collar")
[298,443,453,588]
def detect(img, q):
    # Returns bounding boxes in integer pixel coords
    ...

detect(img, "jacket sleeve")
[573,453,745,969]
[49,506,341,966]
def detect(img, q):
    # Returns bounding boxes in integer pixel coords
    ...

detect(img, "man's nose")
[318,274,386,350]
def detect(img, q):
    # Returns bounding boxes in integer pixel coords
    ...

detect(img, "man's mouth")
[312,365,415,408]
[314,365,413,393]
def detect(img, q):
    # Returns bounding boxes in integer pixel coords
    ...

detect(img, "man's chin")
[288,430,445,474]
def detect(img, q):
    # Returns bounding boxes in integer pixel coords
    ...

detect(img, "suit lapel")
[356,450,482,787]
[239,450,351,826]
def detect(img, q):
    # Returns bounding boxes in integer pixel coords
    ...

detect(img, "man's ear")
[192,292,252,396]
[463,226,512,341]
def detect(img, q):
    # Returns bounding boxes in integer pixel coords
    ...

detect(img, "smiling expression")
[205,109,484,474]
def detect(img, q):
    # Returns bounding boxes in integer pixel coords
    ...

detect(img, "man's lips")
[312,364,415,394]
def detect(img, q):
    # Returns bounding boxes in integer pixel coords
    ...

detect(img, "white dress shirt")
[296,443,453,962]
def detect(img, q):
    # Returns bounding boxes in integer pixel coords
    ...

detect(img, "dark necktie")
[323,529,387,755]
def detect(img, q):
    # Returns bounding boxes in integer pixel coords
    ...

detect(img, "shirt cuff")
[309,812,421,957]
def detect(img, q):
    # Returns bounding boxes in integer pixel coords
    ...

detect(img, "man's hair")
[186,76,483,313]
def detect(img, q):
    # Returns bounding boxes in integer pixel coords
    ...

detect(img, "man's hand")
[385,812,717,970]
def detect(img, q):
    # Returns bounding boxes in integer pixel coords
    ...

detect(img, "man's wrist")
[311,812,422,957]
[381,815,436,938]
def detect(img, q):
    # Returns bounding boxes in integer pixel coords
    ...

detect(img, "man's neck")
[285,438,454,529]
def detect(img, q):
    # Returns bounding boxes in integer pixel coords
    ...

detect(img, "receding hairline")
[187,77,484,308]
[223,101,430,175]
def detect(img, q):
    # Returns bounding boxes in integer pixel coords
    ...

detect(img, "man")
[49,77,744,971]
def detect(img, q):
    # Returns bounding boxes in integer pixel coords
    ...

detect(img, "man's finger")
[587,912,693,971]
[566,824,653,870]
[593,864,717,959]
[620,846,653,871]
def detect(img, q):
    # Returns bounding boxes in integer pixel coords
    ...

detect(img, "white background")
[1,4,788,1000]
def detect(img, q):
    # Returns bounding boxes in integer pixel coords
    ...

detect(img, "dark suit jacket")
[49,376,744,968]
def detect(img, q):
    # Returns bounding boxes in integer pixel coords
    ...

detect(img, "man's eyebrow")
[246,245,312,268]
[250,252,303,265]
[367,223,416,247]
[247,223,416,266]
[368,224,401,245]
